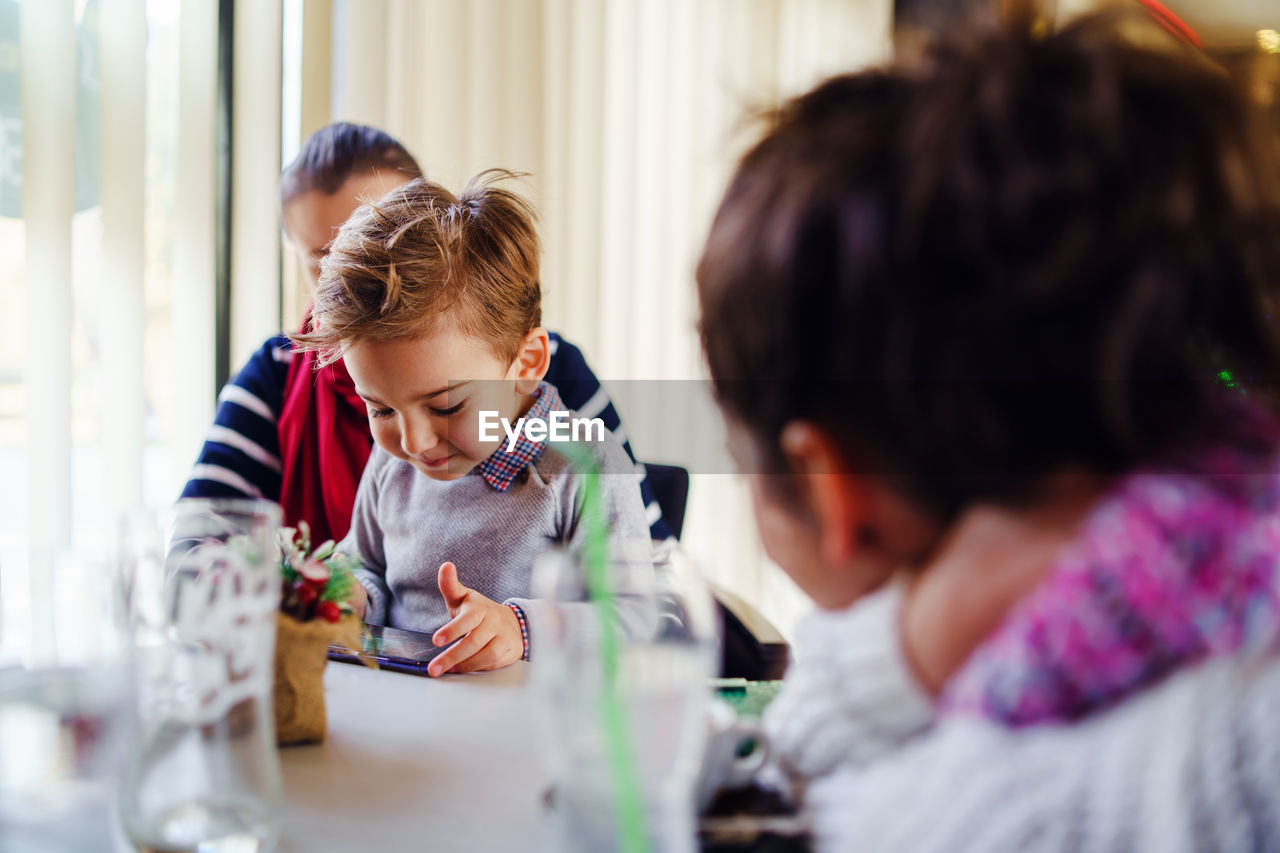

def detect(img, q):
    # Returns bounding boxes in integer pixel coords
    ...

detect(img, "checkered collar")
[474,382,562,492]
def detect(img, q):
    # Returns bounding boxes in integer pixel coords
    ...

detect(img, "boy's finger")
[437,562,469,609]
[433,607,482,647]
[447,635,505,674]
[427,626,491,677]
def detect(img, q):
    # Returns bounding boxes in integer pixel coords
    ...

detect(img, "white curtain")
[311,0,893,636]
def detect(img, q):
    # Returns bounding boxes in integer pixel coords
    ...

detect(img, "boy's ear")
[510,327,551,394]
[778,421,868,568]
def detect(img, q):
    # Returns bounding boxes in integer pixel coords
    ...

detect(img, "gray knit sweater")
[336,426,653,654]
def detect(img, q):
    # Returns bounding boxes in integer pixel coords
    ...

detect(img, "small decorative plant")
[278,523,360,624]
[273,522,365,746]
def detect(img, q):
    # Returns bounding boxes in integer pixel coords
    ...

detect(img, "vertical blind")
[229,0,283,369]
[19,0,76,564]
[99,0,146,533]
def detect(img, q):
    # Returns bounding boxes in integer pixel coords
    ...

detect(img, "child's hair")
[697,7,1280,519]
[279,122,422,205]
[292,171,541,365]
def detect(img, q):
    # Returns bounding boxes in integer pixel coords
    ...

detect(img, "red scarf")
[278,318,373,544]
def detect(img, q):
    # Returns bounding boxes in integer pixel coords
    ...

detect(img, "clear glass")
[119,498,284,853]
[532,544,718,853]
[0,550,133,852]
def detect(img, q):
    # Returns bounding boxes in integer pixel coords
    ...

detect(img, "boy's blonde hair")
[293,170,540,364]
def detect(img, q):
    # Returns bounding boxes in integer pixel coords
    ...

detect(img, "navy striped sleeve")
[545,332,674,542]
[181,334,294,502]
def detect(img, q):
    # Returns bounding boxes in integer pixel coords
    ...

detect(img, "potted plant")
[273,523,365,745]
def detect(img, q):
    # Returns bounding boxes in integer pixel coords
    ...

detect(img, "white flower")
[297,556,330,584]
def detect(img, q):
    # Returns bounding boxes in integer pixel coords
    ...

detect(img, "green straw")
[561,442,649,853]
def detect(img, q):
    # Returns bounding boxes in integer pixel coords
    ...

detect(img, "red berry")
[295,582,319,609]
[317,600,341,623]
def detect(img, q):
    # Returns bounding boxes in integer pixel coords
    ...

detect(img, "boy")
[293,171,653,677]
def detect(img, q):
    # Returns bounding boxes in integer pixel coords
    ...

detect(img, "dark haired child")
[182,122,673,548]
[697,2,1280,812]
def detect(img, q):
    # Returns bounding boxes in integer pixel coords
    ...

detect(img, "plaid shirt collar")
[475,382,562,492]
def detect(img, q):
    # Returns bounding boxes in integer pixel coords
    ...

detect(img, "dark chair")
[642,462,790,681]
[643,463,690,539]
[708,582,790,681]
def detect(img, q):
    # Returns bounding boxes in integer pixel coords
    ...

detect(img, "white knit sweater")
[806,652,1280,852]
[762,581,935,781]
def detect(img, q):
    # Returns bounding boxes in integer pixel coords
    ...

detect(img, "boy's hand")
[428,562,523,677]
[348,578,369,619]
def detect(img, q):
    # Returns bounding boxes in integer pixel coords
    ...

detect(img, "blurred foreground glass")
[533,544,718,853]
[119,499,283,853]
[0,552,132,852]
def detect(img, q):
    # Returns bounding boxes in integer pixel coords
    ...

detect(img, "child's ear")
[510,327,551,394]
[779,421,868,568]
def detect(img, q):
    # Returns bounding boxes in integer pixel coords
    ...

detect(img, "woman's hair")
[291,171,541,366]
[697,7,1280,519]
[279,122,422,205]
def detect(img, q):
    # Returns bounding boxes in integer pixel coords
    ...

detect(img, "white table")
[278,661,553,852]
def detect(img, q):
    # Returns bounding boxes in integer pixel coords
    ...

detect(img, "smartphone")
[328,623,451,676]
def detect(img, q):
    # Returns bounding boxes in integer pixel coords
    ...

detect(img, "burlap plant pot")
[273,612,362,745]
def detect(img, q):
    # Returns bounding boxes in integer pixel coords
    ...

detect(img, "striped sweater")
[181,331,673,542]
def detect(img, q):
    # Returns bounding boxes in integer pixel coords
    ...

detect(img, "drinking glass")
[0,550,133,852]
[119,499,283,853]
[532,543,718,853]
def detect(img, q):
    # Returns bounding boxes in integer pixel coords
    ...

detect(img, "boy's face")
[344,324,546,481]
[283,169,412,291]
